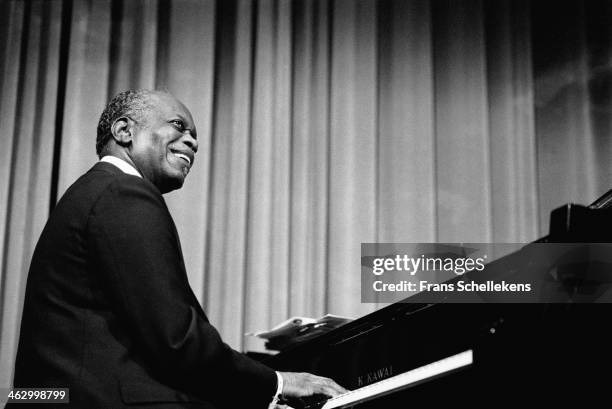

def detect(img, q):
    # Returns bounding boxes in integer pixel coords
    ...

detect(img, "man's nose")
[183,132,198,153]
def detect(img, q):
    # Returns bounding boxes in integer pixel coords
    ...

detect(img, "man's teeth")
[174,153,191,165]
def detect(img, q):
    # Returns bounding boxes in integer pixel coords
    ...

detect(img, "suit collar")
[91,161,125,176]
[89,162,164,197]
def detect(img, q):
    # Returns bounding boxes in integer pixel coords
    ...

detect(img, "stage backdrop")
[2,0,612,387]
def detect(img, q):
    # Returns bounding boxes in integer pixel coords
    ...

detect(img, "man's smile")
[169,149,193,167]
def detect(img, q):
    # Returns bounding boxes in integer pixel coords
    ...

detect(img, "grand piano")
[264,192,612,408]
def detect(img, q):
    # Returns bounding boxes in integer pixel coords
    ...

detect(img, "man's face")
[129,93,198,193]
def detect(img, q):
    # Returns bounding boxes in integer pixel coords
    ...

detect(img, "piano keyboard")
[320,349,473,409]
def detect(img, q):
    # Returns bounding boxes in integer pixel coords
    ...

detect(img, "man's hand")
[279,371,348,399]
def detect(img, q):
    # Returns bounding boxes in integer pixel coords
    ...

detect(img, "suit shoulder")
[50,165,161,226]
[87,172,171,226]
[65,164,158,202]
[95,173,165,207]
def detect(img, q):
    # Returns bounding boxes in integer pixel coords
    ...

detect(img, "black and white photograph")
[1,0,612,407]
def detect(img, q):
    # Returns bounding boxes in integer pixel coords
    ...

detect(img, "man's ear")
[110,117,134,147]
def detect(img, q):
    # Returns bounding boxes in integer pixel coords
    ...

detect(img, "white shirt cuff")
[268,372,284,408]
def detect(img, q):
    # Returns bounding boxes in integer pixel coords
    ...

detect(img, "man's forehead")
[148,92,195,123]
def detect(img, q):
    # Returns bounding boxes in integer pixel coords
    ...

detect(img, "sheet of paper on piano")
[246,314,353,339]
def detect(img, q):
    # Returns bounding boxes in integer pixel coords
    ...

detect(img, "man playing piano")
[10,89,346,408]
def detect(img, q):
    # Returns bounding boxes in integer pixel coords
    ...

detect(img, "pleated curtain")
[2,0,611,388]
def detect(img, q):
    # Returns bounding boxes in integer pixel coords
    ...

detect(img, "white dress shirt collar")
[100,156,142,178]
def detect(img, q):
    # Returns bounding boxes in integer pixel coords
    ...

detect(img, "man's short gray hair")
[96,89,160,157]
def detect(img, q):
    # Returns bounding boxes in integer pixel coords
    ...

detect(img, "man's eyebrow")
[172,114,187,123]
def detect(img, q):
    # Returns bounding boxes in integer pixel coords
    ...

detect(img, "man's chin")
[159,174,186,194]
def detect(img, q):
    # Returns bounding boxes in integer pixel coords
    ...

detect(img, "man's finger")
[279,371,349,398]
[312,375,349,397]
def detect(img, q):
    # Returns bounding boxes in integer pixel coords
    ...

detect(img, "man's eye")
[170,120,185,131]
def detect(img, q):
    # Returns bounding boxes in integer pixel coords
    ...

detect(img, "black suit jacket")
[11,162,276,408]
